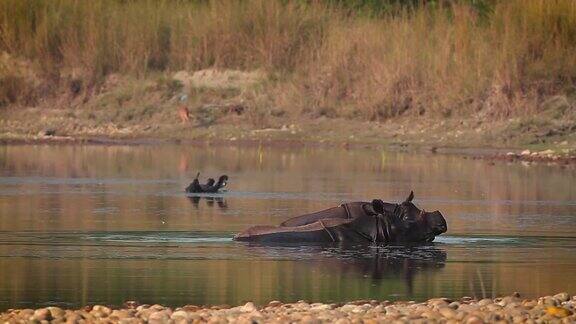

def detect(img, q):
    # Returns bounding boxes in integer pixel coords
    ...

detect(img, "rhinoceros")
[233,191,447,243]
[186,173,229,193]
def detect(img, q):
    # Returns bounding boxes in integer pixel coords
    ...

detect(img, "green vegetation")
[0,0,575,142]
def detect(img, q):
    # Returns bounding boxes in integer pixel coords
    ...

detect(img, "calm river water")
[0,144,575,310]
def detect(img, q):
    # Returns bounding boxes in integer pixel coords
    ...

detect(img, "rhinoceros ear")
[405,191,414,203]
[371,199,385,214]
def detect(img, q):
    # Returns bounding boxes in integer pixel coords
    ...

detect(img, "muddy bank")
[2,293,575,323]
[1,122,575,166]
[1,70,575,164]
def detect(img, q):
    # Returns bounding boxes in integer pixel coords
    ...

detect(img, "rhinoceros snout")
[426,211,447,235]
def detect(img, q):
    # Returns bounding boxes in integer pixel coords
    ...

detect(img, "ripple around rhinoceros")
[82,231,234,244]
[2,230,572,247]
[2,230,574,263]
[81,232,529,247]
[85,232,576,248]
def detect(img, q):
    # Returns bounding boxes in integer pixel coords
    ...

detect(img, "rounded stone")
[149,304,165,311]
[91,310,108,318]
[268,300,282,307]
[182,305,200,312]
[459,304,480,313]
[110,310,131,319]
[91,305,111,316]
[542,296,558,306]
[478,299,493,307]
[46,307,65,319]
[523,300,538,308]
[420,310,441,319]
[456,311,467,321]
[428,298,449,307]
[554,293,571,302]
[497,296,519,306]
[149,310,170,321]
[438,307,457,318]
[512,315,526,323]
[19,308,35,315]
[340,304,358,313]
[136,308,154,320]
[486,304,503,312]
[32,308,52,321]
[119,319,140,324]
[171,310,189,319]
[77,310,94,320]
[240,302,257,312]
[295,302,311,311]
[414,305,430,313]
[310,304,331,311]
[465,315,485,324]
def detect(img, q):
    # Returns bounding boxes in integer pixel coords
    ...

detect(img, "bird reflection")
[187,195,228,209]
[243,242,446,294]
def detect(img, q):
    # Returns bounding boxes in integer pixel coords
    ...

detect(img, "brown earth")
[1,71,575,164]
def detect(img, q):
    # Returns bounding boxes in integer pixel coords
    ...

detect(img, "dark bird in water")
[205,178,216,188]
[185,173,229,193]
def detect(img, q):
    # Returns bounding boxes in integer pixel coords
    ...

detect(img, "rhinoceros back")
[233,202,383,242]
[279,202,374,227]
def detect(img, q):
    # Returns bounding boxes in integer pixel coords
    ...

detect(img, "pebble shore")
[497,149,576,165]
[1,293,575,323]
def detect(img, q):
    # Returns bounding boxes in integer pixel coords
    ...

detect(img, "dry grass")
[288,0,576,120]
[0,0,575,120]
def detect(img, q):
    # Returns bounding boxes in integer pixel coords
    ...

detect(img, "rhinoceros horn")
[405,191,415,203]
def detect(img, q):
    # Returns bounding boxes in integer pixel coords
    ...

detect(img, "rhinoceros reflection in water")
[243,243,447,294]
[234,191,447,243]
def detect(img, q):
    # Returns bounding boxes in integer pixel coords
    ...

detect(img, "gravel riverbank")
[1,293,575,323]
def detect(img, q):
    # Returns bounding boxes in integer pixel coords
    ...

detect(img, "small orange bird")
[178,105,190,123]
[178,94,190,123]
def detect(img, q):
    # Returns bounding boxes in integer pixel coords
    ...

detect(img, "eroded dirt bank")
[1,70,575,164]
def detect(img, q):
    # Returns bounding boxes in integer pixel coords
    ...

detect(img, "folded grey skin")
[233,191,448,243]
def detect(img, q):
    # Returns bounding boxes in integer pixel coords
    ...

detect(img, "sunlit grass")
[0,0,575,119]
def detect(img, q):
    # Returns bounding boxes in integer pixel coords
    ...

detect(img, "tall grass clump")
[0,0,330,81]
[0,0,575,119]
[289,0,576,119]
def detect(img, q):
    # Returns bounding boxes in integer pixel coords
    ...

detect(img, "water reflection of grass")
[1,145,575,235]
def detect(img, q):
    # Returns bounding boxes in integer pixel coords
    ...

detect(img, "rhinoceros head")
[373,191,447,243]
[399,191,447,242]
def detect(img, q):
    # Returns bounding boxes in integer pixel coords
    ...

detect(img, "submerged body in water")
[234,192,447,243]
